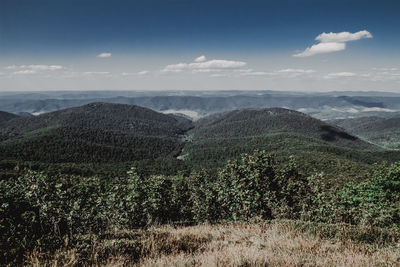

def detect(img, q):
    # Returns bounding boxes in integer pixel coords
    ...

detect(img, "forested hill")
[0,102,192,137]
[330,116,400,149]
[0,103,193,164]
[193,108,373,150]
[180,108,400,181]
[0,111,19,124]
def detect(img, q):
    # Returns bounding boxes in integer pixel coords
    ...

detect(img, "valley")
[1,95,400,266]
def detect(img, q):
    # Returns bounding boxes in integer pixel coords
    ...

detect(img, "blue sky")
[1,0,400,91]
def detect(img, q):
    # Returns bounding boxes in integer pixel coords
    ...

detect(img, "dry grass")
[27,221,400,267]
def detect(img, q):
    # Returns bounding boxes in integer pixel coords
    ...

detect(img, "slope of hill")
[0,111,19,124]
[0,103,193,167]
[182,108,399,183]
[192,108,371,149]
[330,116,400,149]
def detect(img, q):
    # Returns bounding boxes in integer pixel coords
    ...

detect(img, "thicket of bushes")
[1,151,399,264]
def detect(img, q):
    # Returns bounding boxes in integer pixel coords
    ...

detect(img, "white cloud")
[294,30,372,57]
[83,71,110,75]
[372,67,398,71]
[240,68,315,77]
[121,71,149,76]
[194,55,206,62]
[13,70,37,75]
[294,42,346,57]
[234,69,254,73]
[96,52,112,58]
[192,59,246,69]
[162,58,247,73]
[240,71,274,76]
[26,65,64,71]
[277,68,315,73]
[316,30,372,43]
[192,69,223,73]
[6,64,64,71]
[162,63,188,73]
[325,72,357,79]
[210,73,227,77]
[366,68,400,82]
[137,70,149,75]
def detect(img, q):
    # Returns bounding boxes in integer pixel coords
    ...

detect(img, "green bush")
[188,170,220,223]
[337,162,400,228]
[215,151,311,221]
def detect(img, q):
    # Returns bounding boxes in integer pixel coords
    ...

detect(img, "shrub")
[337,162,400,228]
[215,151,312,221]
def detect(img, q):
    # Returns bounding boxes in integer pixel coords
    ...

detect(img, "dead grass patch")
[27,220,400,266]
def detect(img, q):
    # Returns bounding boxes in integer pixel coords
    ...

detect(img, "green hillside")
[331,116,400,149]
[0,110,19,124]
[1,105,399,181]
[182,108,399,183]
[0,103,193,177]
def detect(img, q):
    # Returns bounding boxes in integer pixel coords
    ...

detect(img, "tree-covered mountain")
[330,116,400,149]
[1,103,399,182]
[192,108,371,149]
[0,103,192,165]
[0,111,19,124]
[181,108,400,183]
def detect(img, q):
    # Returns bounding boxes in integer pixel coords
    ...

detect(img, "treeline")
[1,151,399,264]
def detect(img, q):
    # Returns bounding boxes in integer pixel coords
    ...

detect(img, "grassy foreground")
[27,220,400,267]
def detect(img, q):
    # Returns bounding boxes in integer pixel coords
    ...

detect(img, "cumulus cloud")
[325,72,357,79]
[294,42,346,57]
[96,52,112,58]
[316,30,372,43]
[294,30,372,57]
[162,63,188,73]
[162,57,247,73]
[194,55,206,62]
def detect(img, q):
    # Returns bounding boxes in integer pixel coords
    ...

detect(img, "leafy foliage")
[337,162,400,227]
[2,151,400,264]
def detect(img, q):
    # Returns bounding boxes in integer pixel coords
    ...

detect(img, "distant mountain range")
[1,90,400,121]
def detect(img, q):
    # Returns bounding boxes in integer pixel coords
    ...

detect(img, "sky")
[1,0,400,92]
